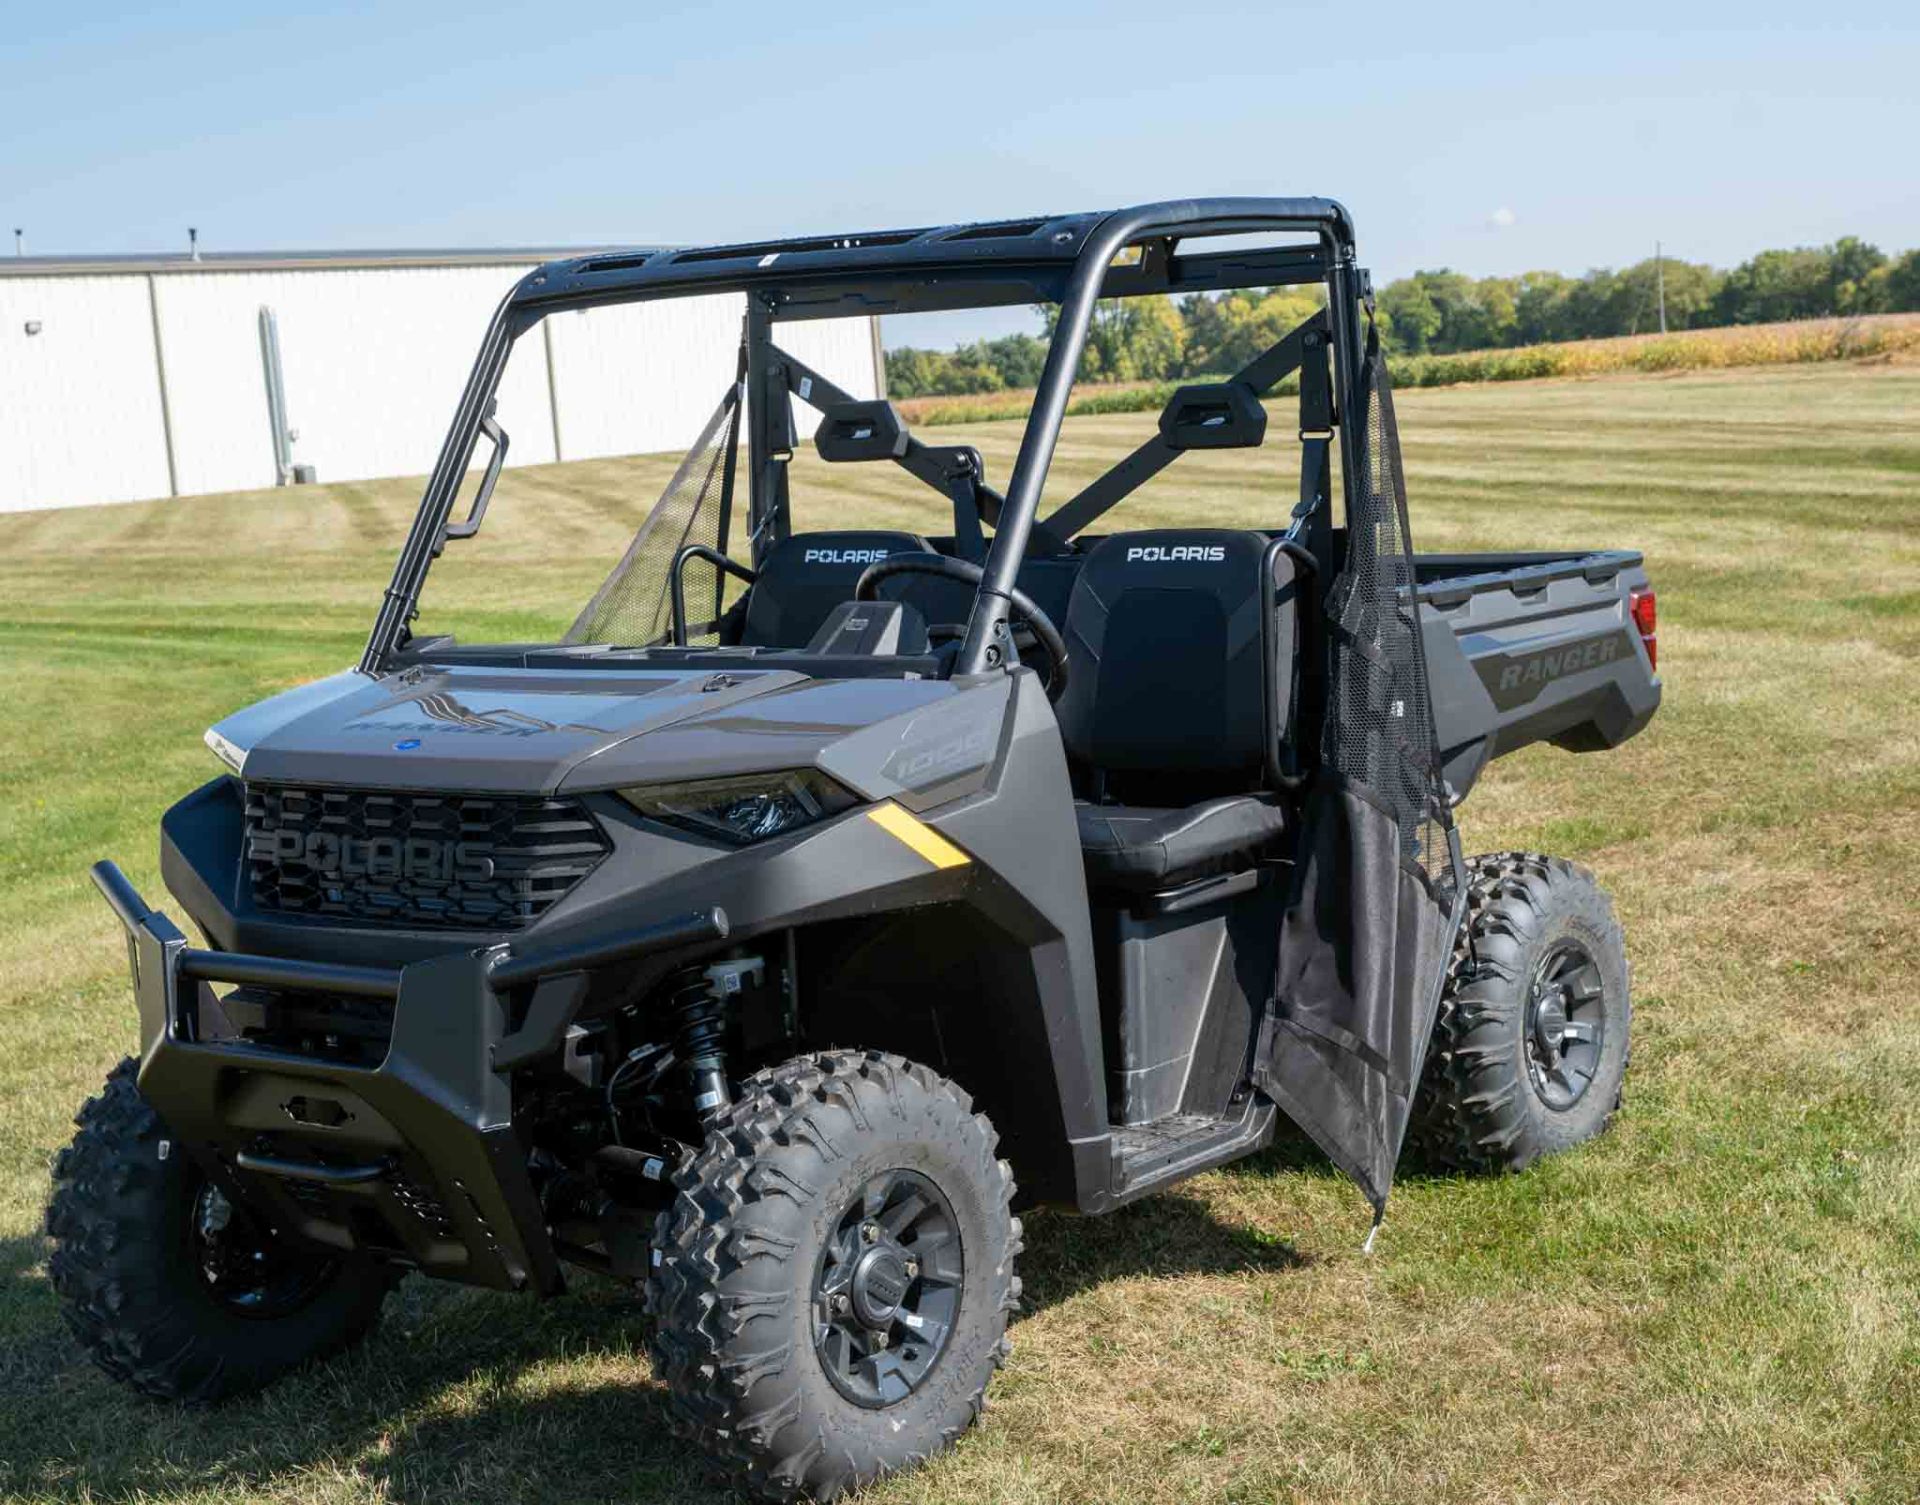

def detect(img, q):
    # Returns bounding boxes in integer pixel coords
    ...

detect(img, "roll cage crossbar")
[360,197,1364,678]
[1031,305,1332,549]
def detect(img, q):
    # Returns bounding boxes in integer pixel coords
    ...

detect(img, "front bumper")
[93,860,724,1294]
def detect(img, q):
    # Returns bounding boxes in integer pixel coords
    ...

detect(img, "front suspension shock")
[662,958,764,1123]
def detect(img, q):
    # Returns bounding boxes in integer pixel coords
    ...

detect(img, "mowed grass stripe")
[0,362,1914,1504]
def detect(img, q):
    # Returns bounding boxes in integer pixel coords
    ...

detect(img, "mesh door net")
[565,383,742,648]
[1256,323,1463,1222]
[1326,349,1457,905]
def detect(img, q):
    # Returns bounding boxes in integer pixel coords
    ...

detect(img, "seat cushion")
[1076,793,1288,893]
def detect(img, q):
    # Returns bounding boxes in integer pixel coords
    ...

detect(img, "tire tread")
[46,1057,394,1403]
[1408,853,1630,1174]
[645,1049,1019,1502]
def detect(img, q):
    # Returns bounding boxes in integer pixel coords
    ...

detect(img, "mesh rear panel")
[565,386,741,647]
[1324,355,1457,901]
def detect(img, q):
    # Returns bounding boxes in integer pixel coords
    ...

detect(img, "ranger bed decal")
[1475,627,1637,711]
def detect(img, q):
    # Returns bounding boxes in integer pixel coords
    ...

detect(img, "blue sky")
[7,2,1917,347]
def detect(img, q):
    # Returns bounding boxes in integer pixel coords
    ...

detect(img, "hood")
[214,665,809,794]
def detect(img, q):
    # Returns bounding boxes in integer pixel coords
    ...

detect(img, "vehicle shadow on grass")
[0,1230,67,1400]
[373,1189,1315,1504]
[0,1229,47,1296]
[1017,1174,1313,1312]
[2,1161,1321,1504]
[1,1258,732,1505]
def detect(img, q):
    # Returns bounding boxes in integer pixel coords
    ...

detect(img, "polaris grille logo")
[252,829,496,884]
[1126,544,1226,563]
[804,548,893,565]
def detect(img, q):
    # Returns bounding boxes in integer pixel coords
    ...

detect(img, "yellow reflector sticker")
[866,802,971,870]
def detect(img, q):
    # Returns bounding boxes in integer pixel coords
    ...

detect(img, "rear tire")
[45,1058,398,1402]
[1409,853,1631,1173]
[647,1049,1020,1502]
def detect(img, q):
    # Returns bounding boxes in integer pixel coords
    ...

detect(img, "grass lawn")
[1,360,1916,1503]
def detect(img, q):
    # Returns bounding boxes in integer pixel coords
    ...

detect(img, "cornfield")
[895,311,1920,427]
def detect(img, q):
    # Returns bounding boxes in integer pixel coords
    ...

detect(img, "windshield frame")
[359,198,1360,678]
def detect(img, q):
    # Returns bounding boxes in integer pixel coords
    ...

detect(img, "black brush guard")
[92,860,726,1294]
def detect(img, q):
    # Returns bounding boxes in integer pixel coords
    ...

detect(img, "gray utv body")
[95,198,1660,1300]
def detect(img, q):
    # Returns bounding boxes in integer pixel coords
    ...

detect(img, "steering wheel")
[855,555,1070,700]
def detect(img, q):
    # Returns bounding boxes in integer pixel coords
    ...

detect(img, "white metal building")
[0,249,883,514]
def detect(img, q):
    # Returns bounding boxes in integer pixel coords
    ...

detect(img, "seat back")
[739,531,933,648]
[1054,529,1293,787]
[882,553,1084,634]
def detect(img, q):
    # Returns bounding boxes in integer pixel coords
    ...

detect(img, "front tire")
[647,1050,1020,1502]
[1409,853,1631,1173]
[45,1058,397,1403]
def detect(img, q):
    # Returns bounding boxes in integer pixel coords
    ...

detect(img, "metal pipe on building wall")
[258,306,294,486]
[145,274,180,498]
[542,316,565,463]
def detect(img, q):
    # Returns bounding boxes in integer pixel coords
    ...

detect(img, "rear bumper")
[93,860,723,1295]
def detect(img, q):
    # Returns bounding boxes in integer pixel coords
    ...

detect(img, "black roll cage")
[359,197,1367,678]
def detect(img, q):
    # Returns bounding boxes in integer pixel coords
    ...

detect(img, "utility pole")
[1655,240,1668,334]
[12,228,21,257]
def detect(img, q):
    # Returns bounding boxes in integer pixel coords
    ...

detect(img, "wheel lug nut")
[860,1223,879,1244]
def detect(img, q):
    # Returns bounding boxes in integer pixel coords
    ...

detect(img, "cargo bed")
[1415,548,1660,801]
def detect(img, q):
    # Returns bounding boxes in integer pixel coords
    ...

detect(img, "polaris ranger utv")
[50,199,1660,1501]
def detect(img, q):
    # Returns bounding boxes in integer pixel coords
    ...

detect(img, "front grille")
[245,785,609,930]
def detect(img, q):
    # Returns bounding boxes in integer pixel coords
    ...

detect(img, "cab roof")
[509,197,1354,320]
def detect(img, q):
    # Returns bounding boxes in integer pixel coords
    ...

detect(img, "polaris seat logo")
[253,829,496,884]
[1126,544,1226,563]
[805,548,893,565]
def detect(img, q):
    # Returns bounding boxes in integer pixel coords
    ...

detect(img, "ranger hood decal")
[227,666,806,794]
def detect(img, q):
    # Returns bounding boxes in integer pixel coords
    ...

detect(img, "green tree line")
[885,236,1920,396]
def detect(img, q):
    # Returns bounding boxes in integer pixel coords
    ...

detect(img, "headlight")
[618,770,858,845]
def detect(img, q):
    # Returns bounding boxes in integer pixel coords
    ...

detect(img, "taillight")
[1629,587,1657,671]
